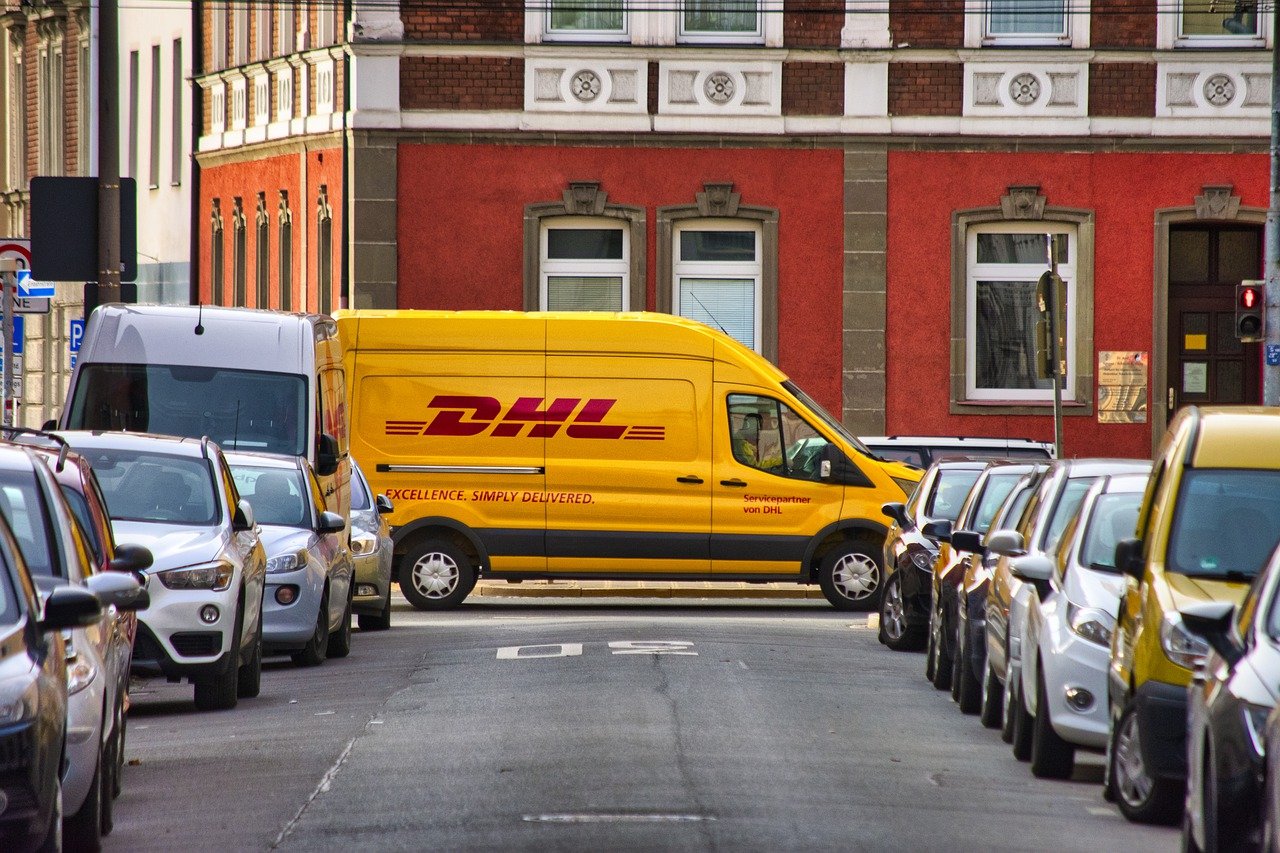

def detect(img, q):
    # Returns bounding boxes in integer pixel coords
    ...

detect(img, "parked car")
[860,435,1054,469]
[59,431,268,712]
[0,437,152,848]
[880,459,986,651]
[227,451,354,666]
[1009,473,1148,780]
[925,461,1043,691]
[0,506,103,850]
[1108,407,1280,825]
[1180,548,1280,853]
[349,460,394,631]
[1263,706,1280,852]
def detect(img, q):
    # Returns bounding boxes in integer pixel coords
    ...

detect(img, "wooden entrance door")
[1166,224,1262,414]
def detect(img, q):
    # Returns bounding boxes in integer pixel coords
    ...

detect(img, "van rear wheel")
[400,539,475,610]
[817,542,882,611]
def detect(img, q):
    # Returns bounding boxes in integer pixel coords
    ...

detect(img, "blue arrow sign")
[14,270,55,299]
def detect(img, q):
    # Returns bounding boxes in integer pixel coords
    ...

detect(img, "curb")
[471,579,829,600]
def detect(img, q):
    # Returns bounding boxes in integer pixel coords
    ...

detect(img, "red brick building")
[195,0,1271,456]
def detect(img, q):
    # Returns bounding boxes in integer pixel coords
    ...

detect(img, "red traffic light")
[1241,285,1261,309]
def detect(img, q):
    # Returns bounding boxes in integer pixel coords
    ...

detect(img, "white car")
[350,460,394,631]
[1012,473,1149,779]
[61,431,268,712]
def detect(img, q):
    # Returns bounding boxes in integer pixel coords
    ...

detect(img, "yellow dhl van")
[335,311,920,610]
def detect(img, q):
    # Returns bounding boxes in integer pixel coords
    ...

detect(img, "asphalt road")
[104,595,1176,852]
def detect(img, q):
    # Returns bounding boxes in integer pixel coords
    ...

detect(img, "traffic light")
[1236,281,1265,342]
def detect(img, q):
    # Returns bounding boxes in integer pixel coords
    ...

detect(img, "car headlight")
[891,477,919,499]
[64,635,98,695]
[911,551,935,571]
[1067,601,1114,648]
[156,560,235,591]
[1244,703,1270,758]
[350,531,378,556]
[1160,612,1210,671]
[266,549,308,574]
[0,678,39,724]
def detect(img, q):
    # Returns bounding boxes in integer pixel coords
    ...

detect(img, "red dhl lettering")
[383,396,666,441]
[385,488,466,501]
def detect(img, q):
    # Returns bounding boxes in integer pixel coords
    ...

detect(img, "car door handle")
[720,479,748,488]
[676,476,704,485]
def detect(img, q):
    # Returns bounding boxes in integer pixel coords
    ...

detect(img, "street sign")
[0,240,31,273]
[70,319,85,352]
[14,269,54,299]
[1268,344,1280,366]
[0,316,25,355]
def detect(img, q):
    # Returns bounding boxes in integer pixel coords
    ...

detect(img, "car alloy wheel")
[1111,703,1181,824]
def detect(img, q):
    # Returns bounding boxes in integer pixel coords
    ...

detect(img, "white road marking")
[865,614,880,630]
[497,643,584,659]
[608,640,697,655]
[523,813,716,824]
[1086,806,1115,817]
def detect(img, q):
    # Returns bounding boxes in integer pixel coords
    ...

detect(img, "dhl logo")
[385,396,666,441]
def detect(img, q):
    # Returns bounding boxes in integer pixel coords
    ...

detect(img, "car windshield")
[1080,491,1142,573]
[67,363,308,457]
[926,470,981,522]
[971,472,1022,533]
[1167,469,1280,578]
[1040,477,1098,554]
[231,465,310,528]
[86,449,220,525]
[0,471,59,578]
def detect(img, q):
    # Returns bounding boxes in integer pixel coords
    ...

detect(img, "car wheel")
[194,608,241,711]
[817,542,882,612]
[237,612,263,698]
[293,589,330,667]
[924,606,937,681]
[358,584,392,632]
[63,737,103,849]
[327,585,353,658]
[112,700,126,799]
[979,660,1003,729]
[1030,669,1075,779]
[1011,674,1033,761]
[35,777,62,853]
[879,573,926,651]
[1000,667,1017,744]
[955,623,981,715]
[1110,701,1182,824]
[930,594,953,691]
[399,539,476,611]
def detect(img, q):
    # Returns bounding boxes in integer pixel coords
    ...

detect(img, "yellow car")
[1107,406,1280,824]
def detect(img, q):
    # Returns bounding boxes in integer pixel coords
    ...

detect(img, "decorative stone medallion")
[1009,73,1041,106]
[570,70,602,102]
[1203,74,1236,107]
[704,71,736,104]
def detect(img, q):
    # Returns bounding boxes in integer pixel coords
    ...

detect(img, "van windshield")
[782,381,872,456]
[1167,469,1280,579]
[68,364,308,457]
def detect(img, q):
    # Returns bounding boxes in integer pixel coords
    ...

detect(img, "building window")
[984,0,1067,42]
[233,5,249,66]
[276,2,294,54]
[255,192,270,308]
[546,0,626,40]
[679,0,763,43]
[317,8,336,46]
[77,28,90,174]
[256,3,272,61]
[950,188,1095,414]
[1181,0,1261,39]
[232,197,247,306]
[211,199,225,305]
[317,186,332,314]
[278,190,293,312]
[657,184,779,362]
[149,45,161,189]
[523,182,646,312]
[8,28,27,188]
[127,50,139,178]
[37,22,65,176]
[171,39,183,185]
[211,3,227,71]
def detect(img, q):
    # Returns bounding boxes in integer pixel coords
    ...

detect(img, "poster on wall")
[1097,351,1148,424]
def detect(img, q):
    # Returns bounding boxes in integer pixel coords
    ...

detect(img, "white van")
[56,305,350,519]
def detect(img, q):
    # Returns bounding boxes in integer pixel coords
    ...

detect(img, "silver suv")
[860,435,1055,469]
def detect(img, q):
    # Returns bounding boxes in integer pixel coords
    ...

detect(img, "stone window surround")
[963,0,1091,49]
[526,0,785,47]
[1157,1,1272,49]
[210,198,225,304]
[949,185,1095,416]
[523,181,646,311]
[656,183,779,364]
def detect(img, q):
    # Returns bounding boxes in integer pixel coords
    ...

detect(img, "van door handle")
[720,479,748,488]
[676,476,704,484]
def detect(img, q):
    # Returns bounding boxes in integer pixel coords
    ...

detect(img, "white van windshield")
[68,364,308,457]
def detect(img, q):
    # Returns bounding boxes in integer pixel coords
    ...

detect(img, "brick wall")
[65,16,79,175]
[891,0,964,48]
[1091,0,1156,48]
[401,57,524,110]
[404,1,523,43]
[647,62,659,115]
[784,0,844,47]
[888,62,962,116]
[1089,63,1155,117]
[782,62,844,115]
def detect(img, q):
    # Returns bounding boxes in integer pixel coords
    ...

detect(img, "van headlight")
[1067,602,1114,648]
[156,560,235,591]
[267,550,308,574]
[350,531,378,556]
[1160,612,1210,670]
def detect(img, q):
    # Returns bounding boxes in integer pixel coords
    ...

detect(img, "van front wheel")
[400,540,475,610]
[818,542,882,611]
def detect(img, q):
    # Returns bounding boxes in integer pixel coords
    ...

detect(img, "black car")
[879,460,986,651]
[1180,545,1280,851]
[0,508,102,849]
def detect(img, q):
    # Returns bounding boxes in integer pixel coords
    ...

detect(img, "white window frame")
[964,0,1089,48]
[211,3,227,71]
[672,219,763,353]
[77,31,90,174]
[233,5,249,66]
[37,34,64,176]
[539,216,631,311]
[526,0,781,46]
[317,8,336,46]
[543,0,629,43]
[276,2,294,54]
[679,0,764,44]
[256,4,272,61]
[1157,0,1270,48]
[964,221,1077,403]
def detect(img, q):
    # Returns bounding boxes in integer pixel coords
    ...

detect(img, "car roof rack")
[0,426,71,472]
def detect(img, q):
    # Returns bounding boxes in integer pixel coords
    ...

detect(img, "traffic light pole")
[1266,2,1280,406]
[1049,234,1064,458]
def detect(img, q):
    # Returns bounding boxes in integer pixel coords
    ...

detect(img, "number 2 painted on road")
[608,641,697,656]
[495,641,697,659]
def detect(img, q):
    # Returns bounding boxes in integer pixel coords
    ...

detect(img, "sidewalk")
[471,579,828,600]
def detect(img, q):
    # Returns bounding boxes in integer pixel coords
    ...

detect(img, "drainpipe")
[189,0,203,305]
[339,0,351,311]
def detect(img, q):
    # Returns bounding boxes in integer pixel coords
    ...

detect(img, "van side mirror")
[317,511,346,535]
[921,519,952,543]
[39,586,103,632]
[950,530,984,554]
[820,448,871,487]
[109,543,153,573]
[881,502,909,528]
[375,494,393,514]
[316,433,340,476]
[985,530,1025,558]
[1180,601,1242,667]
[1115,537,1145,581]
[233,499,256,532]
[85,571,149,613]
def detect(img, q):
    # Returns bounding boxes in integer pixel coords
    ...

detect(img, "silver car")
[226,452,354,666]
[350,461,393,631]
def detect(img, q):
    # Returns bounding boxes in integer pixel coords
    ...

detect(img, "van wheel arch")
[805,521,887,583]
[391,518,487,583]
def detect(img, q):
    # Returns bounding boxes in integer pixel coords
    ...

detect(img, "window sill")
[950,398,1095,417]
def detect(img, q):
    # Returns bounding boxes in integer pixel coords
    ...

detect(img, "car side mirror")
[985,530,1026,558]
[316,433,340,477]
[881,502,909,528]
[375,494,393,515]
[39,585,103,631]
[949,530,984,554]
[1009,554,1054,583]
[85,571,149,612]
[109,543,153,573]
[1180,601,1242,667]
[317,510,346,535]
[1115,537,1145,581]
[921,519,952,543]
[233,499,256,532]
